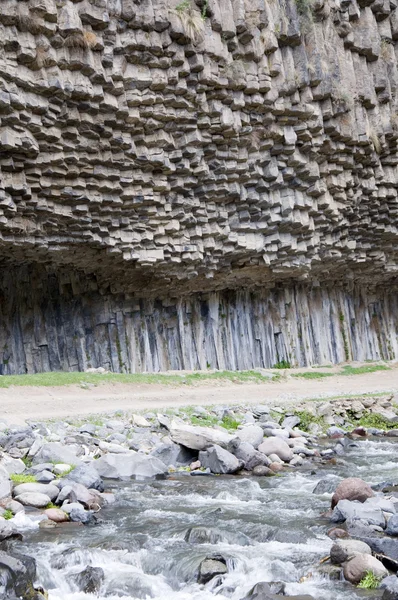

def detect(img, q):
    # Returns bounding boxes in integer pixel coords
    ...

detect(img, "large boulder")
[242,583,314,600]
[33,443,81,466]
[13,483,59,501]
[61,463,104,492]
[386,515,398,536]
[0,550,38,599]
[234,442,272,470]
[199,445,242,474]
[168,420,237,451]
[237,426,264,449]
[257,438,293,462]
[330,539,372,565]
[331,478,374,509]
[15,492,51,508]
[151,442,196,466]
[331,499,385,528]
[93,453,168,479]
[0,456,25,475]
[343,553,388,584]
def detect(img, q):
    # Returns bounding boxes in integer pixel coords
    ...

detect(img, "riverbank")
[2,394,398,599]
[0,362,397,425]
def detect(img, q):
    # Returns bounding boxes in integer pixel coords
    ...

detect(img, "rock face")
[0,0,398,374]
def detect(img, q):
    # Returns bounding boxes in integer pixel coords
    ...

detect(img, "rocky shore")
[1,393,398,599]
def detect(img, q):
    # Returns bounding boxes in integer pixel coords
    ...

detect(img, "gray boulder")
[15,492,51,508]
[0,550,37,598]
[168,420,236,451]
[381,576,398,600]
[258,438,293,462]
[330,539,372,565]
[386,515,398,536]
[13,482,59,501]
[237,425,264,449]
[331,499,385,528]
[33,443,81,466]
[199,445,242,474]
[93,453,168,479]
[282,415,301,429]
[233,442,272,471]
[62,463,104,492]
[151,442,196,466]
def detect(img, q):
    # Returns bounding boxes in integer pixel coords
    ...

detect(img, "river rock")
[44,508,69,523]
[168,420,237,451]
[61,463,104,492]
[0,521,22,541]
[0,465,11,501]
[15,492,51,508]
[343,553,388,584]
[33,443,81,466]
[131,414,151,427]
[242,583,314,600]
[151,442,196,467]
[330,539,372,565]
[253,465,275,476]
[258,438,293,462]
[57,482,101,509]
[199,445,242,474]
[331,477,374,508]
[0,456,25,475]
[386,515,398,536]
[198,556,227,584]
[13,483,59,501]
[0,550,37,598]
[331,499,385,528]
[71,566,104,594]
[282,415,301,429]
[234,442,272,470]
[381,576,398,600]
[313,477,341,495]
[237,426,264,449]
[93,453,168,479]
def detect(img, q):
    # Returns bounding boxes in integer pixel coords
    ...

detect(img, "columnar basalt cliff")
[0,0,397,373]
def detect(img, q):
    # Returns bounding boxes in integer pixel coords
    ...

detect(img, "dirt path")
[1,366,397,424]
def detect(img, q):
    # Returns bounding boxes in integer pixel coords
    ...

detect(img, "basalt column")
[0,0,397,373]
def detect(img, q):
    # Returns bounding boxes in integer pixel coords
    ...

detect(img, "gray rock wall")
[0,267,396,373]
[0,0,397,372]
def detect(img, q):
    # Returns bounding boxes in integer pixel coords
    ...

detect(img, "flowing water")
[17,438,398,600]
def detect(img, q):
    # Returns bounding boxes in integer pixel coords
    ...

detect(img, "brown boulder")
[343,553,388,584]
[331,477,374,509]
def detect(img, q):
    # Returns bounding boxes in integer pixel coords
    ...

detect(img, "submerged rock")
[71,566,104,594]
[198,556,227,584]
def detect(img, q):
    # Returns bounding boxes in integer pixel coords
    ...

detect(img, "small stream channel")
[16,438,398,600]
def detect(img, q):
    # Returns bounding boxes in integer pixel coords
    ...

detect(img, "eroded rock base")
[0,266,397,374]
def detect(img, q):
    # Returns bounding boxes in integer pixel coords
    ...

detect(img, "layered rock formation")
[0,0,397,372]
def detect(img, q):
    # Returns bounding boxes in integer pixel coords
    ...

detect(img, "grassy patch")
[10,474,36,484]
[190,414,219,427]
[292,372,335,380]
[56,465,76,478]
[2,509,13,520]
[221,415,240,430]
[341,365,389,376]
[295,410,325,432]
[0,370,276,388]
[273,360,291,369]
[45,502,58,510]
[357,571,381,589]
[351,411,398,431]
